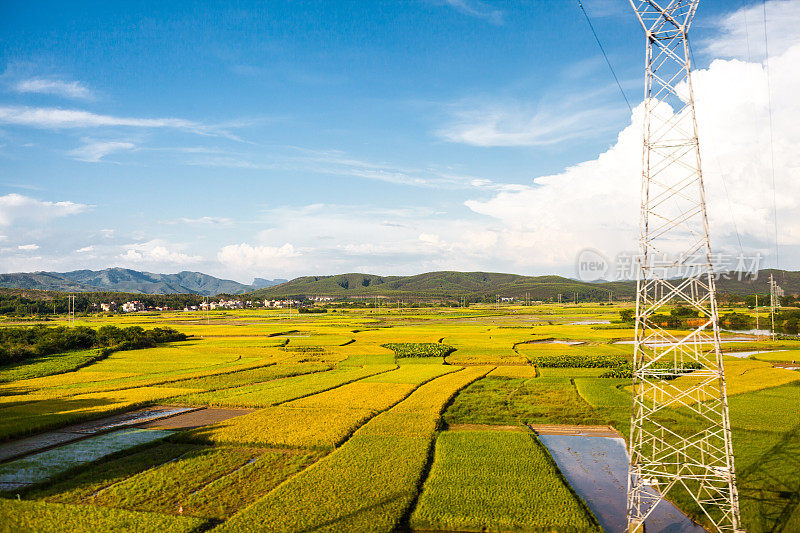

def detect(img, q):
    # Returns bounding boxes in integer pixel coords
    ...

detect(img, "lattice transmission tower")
[626,1,742,532]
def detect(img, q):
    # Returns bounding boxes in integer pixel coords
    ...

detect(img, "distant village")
[94,296,334,313]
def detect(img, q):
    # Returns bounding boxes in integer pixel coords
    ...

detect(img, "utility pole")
[627,2,742,532]
[770,274,778,341]
[755,294,759,336]
[67,295,75,327]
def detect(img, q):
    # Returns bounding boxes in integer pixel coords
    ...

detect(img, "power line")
[577,1,633,113]
[687,38,745,258]
[761,0,780,272]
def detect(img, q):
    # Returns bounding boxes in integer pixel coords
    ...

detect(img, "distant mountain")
[247,271,637,300]
[1,268,796,299]
[0,268,253,296]
[247,269,800,300]
[251,277,289,289]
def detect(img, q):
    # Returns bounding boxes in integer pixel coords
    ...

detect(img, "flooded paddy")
[725,350,788,359]
[0,428,173,492]
[535,429,707,533]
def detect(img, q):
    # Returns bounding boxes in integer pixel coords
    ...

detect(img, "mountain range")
[249,269,800,299]
[0,268,796,299]
[0,268,286,296]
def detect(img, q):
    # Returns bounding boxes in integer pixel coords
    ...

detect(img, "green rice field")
[0,303,798,531]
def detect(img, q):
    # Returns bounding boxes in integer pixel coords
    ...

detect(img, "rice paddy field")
[0,303,798,532]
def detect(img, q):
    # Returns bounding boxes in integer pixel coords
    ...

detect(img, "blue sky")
[1,0,799,282]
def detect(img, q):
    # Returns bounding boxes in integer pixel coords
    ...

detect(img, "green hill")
[247,271,636,300]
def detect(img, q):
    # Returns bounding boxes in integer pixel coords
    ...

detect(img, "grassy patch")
[0,349,105,384]
[443,376,525,427]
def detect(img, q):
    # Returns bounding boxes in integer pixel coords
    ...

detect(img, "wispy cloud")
[164,216,234,226]
[17,243,40,251]
[437,98,623,147]
[13,78,93,100]
[442,0,504,25]
[68,139,137,162]
[184,146,492,189]
[0,105,242,140]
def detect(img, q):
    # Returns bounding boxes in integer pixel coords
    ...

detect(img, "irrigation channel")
[531,425,707,533]
[0,406,252,492]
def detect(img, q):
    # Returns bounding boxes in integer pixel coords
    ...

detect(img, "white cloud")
[68,140,136,162]
[0,193,90,226]
[702,0,800,60]
[119,239,202,265]
[76,245,94,253]
[166,216,234,226]
[437,98,622,147]
[186,147,485,189]
[99,229,115,238]
[442,0,504,25]
[14,78,93,100]
[463,41,800,272]
[217,243,300,273]
[18,244,39,251]
[0,106,240,139]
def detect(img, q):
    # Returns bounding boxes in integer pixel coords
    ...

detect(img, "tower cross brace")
[626,1,743,532]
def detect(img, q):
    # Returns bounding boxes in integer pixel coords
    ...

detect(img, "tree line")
[0,325,187,365]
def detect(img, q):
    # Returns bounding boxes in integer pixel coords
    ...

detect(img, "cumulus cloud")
[217,243,300,272]
[463,42,800,273]
[68,140,137,162]
[17,244,39,251]
[0,193,90,226]
[76,245,94,253]
[702,0,800,60]
[119,239,202,265]
[13,78,93,100]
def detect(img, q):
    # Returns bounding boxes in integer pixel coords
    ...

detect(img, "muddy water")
[538,434,707,533]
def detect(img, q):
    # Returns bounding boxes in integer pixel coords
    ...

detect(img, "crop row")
[173,365,395,408]
[216,366,492,532]
[524,353,628,368]
[411,430,599,531]
[0,499,205,533]
[0,385,203,442]
[181,365,456,449]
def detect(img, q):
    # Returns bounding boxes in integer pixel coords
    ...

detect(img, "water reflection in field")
[538,433,707,533]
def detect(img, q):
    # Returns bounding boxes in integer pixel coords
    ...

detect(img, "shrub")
[382,343,455,358]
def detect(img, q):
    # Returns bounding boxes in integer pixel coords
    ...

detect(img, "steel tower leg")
[626,2,743,532]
